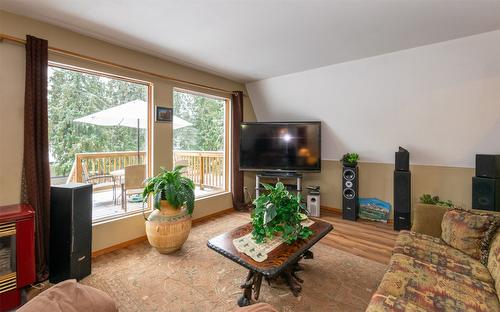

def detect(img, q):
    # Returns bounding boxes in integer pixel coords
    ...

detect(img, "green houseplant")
[252,182,313,244]
[142,165,195,254]
[419,193,454,208]
[142,165,195,214]
[342,153,359,167]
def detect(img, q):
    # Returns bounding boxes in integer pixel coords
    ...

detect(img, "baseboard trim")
[92,235,148,258]
[320,205,394,224]
[321,206,341,214]
[192,207,236,225]
[92,207,236,258]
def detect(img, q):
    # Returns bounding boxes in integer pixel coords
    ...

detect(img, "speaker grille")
[394,171,411,230]
[472,177,500,211]
[342,167,359,221]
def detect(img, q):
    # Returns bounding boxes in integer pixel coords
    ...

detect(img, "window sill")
[91,191,231,227]
[92,208,151,227]
[195,190,231,201]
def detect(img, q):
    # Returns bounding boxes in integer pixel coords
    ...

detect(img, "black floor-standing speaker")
[50,183,93,283]
[472,155,500,211]
[342,166,359,221]
[394,147,411,231]
[472,177,500,211]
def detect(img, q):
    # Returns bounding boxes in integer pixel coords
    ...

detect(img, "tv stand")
[255,172,302,198]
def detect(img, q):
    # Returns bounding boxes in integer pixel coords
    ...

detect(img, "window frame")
[48,61,154,224]
[172,87,231,198]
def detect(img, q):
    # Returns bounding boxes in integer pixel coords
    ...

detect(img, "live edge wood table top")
[207,218,333,306]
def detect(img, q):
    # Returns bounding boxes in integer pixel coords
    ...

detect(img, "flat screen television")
[239,122,321,172]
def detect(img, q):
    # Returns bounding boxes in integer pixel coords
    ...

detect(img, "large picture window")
[173,89,229,198]
[48,63,151,222]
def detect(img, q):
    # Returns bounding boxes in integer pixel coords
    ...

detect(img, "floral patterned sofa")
[366,205,500,312]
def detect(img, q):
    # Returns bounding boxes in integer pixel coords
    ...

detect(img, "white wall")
[246,30,500,168]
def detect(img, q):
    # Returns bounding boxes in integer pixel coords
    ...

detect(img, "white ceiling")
[2,0,500,82]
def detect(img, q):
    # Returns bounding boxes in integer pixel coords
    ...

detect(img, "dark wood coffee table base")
[238,250,314,307]
[207,219,332,307]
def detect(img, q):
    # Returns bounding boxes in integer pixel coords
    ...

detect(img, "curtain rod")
[0,33,242,96]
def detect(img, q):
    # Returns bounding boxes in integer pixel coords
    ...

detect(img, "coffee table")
[207,218,333,306]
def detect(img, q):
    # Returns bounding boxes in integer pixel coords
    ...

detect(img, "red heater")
[0,204,35,311]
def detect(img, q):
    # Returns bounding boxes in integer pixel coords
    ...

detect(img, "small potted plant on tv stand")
[342,153,359,167]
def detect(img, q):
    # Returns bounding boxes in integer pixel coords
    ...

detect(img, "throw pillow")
[441,208,498,264]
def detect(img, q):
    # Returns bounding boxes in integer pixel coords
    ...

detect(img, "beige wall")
[0,10,256,251]
[242,160,475,220]
[300,160,474,219]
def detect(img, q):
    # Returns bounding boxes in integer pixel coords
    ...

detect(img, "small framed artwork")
[155,106,173,122]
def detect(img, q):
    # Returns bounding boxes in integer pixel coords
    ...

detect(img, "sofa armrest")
[411,204,448,238]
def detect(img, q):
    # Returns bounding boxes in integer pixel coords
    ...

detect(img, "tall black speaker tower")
[472,154,500,211]
[394,147,411,230]
[50,183,93,283]
[342,166,359,221]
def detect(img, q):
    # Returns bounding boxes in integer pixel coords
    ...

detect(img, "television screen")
[240,122,321,172]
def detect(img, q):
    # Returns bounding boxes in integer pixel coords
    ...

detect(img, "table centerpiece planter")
[251,182,313,244]
[142,166,195,254]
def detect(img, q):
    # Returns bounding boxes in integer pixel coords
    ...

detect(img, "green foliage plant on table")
[419,194,455,208]
[142,165,195,215]
[251,182,314,244]
[342,153,359,167]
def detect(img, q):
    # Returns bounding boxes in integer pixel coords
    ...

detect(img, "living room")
[0,1,500,311]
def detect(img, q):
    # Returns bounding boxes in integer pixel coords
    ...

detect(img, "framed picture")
[155,106,173,122]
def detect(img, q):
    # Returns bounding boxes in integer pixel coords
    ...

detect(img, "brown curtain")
[231,91,245,210]
[21,35,50,281]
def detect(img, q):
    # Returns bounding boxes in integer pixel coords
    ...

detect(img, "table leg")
[253,273,263,300]
[238,270,263,307]
[112,177,117,205]
[238,271,254,307]
[121,184,125,211]
[267,250,314,298]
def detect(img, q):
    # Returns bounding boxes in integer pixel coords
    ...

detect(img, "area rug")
[82,213,386,312]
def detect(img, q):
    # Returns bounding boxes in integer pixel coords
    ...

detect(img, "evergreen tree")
[173,91,225,151]
[48,68,147,176]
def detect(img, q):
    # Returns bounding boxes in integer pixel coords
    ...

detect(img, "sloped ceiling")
[1,1,500,82]
[247,30,500,167]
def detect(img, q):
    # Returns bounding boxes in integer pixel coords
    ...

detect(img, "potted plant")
[342,153,359,167]
[419,194,454,208]
[252,182,313,244]
[142,165,195,254]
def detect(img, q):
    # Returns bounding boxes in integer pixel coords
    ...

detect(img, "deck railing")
[173,150,225,190]
[66,150,225,190]
[66,151,146,184]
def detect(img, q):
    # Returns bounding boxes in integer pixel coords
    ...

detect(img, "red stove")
[0,204,35,311]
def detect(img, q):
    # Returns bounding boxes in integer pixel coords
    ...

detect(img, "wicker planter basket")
[145,200,192,254]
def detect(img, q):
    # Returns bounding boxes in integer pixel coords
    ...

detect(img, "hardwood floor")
[319,210,398,265]
[202,209,398,265]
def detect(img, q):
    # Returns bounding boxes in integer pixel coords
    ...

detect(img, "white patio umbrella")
[74,99,191,158]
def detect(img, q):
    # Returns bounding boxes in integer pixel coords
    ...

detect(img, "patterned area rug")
[82,213,386,312]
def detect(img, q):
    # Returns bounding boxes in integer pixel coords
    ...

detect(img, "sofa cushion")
[367,253,500,312]
[394,231,493,283]
[488,229,500,300]
[441,209,498,263]
[18,279,117,312]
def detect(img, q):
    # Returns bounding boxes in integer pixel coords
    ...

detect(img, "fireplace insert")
[0,223,16,293]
